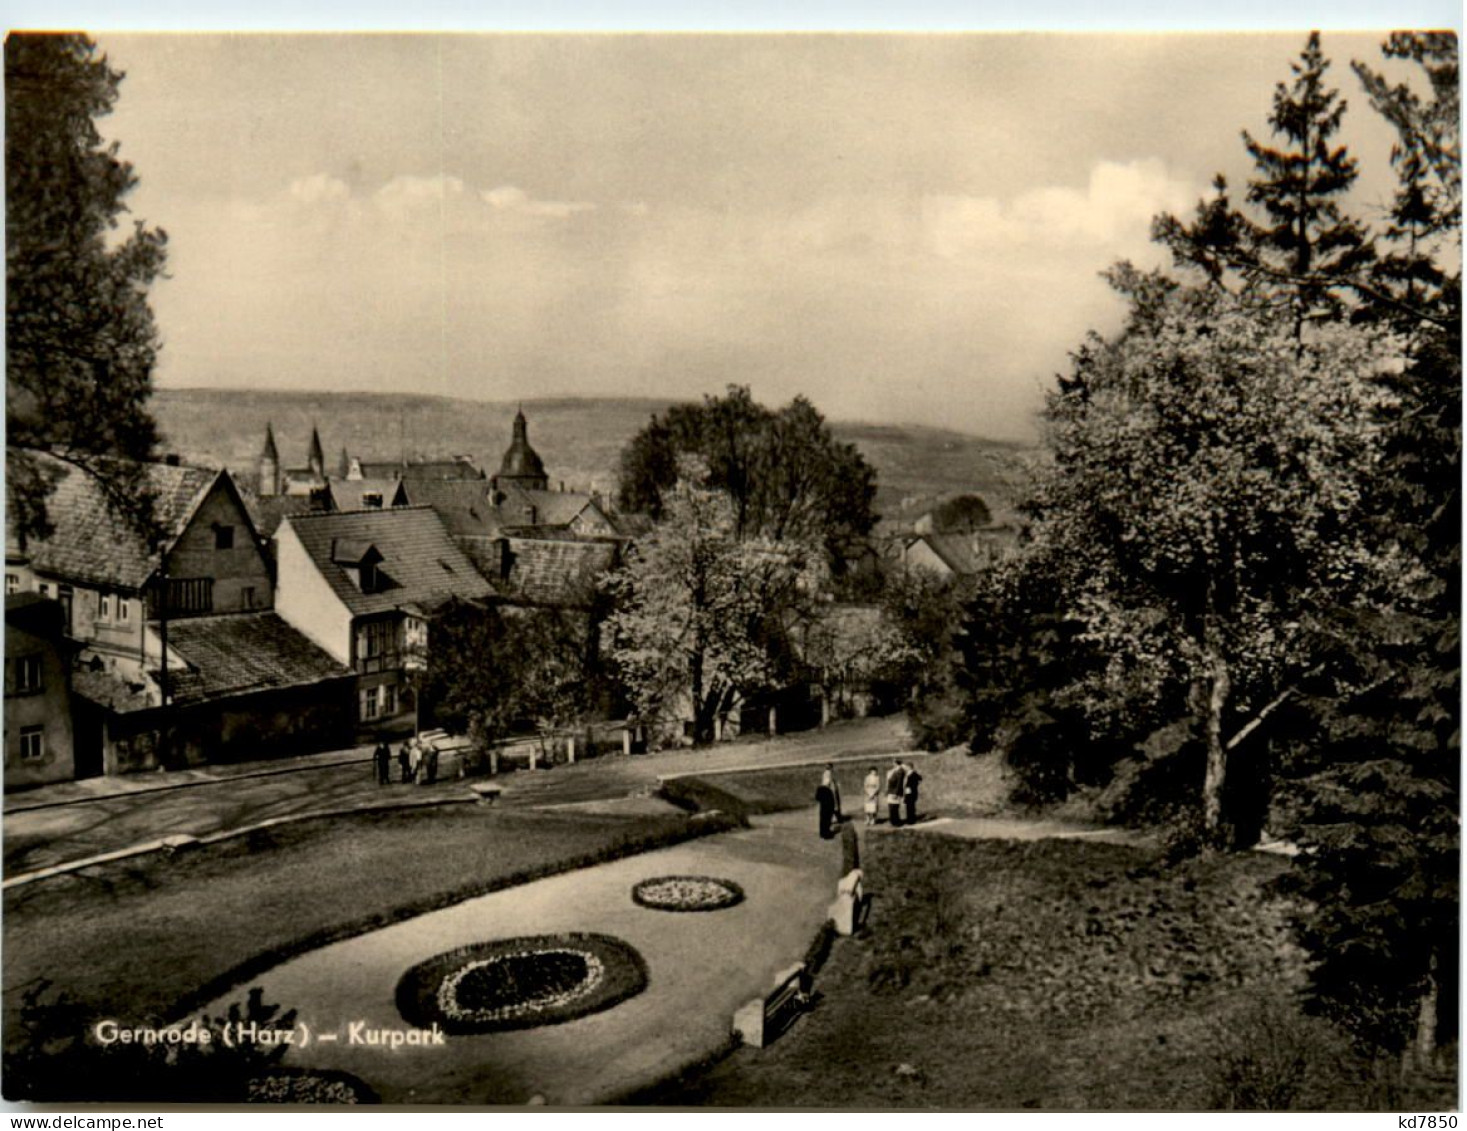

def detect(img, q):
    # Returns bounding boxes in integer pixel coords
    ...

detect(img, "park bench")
[732,963,811,1048]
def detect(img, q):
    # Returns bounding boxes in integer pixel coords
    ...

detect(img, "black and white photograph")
[1,24,1459,1112]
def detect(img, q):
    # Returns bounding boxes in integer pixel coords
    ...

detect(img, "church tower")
[308,426,326,480]
[259,423,281,497]
[492,408,549,492]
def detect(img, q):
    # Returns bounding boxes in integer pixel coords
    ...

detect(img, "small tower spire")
[308,425,325,479]
[259,423,280,497]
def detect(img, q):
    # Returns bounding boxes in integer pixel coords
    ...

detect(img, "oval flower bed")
[631,875,745,912]
[396,933,647,1035]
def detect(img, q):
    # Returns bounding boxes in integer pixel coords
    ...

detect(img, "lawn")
[661,749,1007,824]
[631,831,1448,1111]
[3,803,735,1099]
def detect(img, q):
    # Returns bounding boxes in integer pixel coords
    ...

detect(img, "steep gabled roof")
[281,506,493,616]
[326,478,410,513]
[13,451,222,591]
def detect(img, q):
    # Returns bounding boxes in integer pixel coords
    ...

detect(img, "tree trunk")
[1415,949,1440,1066]
[1201,646,1232,847]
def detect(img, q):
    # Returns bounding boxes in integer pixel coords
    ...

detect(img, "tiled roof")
[917,533,983,575]
[13,451,220,591]
[160,611,352,705]
[498,537,619,607]
[507,488,600,528]
[244,493,320,539]
[403,479,505,537]
[73,668,155,714]
[357,458,485,481]
[327,479,409,513]
[282,506,493,616]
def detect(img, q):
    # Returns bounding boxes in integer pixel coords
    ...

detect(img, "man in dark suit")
[902,759,923,825]
[885,759,906,827]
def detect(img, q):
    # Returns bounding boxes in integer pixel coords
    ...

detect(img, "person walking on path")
[885,759,906,827]
[902,759,923,825]
[863,766,881,827]
[373,741,391,786]
[815,764,840,839]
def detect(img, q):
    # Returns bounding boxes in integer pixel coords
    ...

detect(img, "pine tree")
[1156,33,1374,326]
[5,33,168,542]
[1278,32,1460,1071]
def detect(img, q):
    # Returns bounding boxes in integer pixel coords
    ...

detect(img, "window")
[98,593,110,620]
[241,586,257,610]
[19,726,44,761]
[4,574,17,595]
[214,525,235,550]
[15,655,43,694]
[362,492,383,509]
[361,685,380,720]
[359,620,397,660]
[117,598,131,624]
[38,583,51,598]
[382,683,397,716]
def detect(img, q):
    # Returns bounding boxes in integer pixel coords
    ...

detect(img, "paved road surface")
[3,717,910,874]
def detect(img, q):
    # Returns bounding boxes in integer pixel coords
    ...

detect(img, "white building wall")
[273,521,354,666]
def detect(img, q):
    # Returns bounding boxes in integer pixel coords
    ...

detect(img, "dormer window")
[331,539,385,593]
[363,492,383,510]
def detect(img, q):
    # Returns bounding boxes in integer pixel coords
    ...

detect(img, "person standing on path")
[863,766,881,827]
[408,737,424,785]
[424,743,440,785]
[373,740,391,786]
[397,741,412,784]
[815,765,839,839]
[902,759,923,825]
[885,759,906,827]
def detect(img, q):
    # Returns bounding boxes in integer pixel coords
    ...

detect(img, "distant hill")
[151,388,1038,525]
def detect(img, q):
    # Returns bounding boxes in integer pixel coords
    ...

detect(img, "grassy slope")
[3,805,729,1040]
[151,388,1036,521]
[634,833,1401,1111]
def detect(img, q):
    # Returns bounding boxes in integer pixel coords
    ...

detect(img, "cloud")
[922,159,1200,259]
[288,173,350,204]
[482,184,596,218]
[375,174,468,209]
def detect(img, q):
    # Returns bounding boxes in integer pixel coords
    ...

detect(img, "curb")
[4,752,374,815]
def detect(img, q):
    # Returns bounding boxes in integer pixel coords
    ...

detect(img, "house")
[5,594,82,787]
[273,506,494,737]
[892,528,1017,580]
[72,611,356,774]
[6,451,275,684]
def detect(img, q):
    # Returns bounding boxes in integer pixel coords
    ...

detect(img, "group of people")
[866,758,921,828]
[373,735,439,786]
[815,757,924,838]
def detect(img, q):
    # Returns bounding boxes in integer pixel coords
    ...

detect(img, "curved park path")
[196,809,843,1106]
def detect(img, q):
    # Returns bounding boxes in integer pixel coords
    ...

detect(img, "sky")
[92,29,1432,441]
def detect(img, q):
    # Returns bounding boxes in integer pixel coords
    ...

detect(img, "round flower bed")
[396,933,647,1035]
[631,874,745,912]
